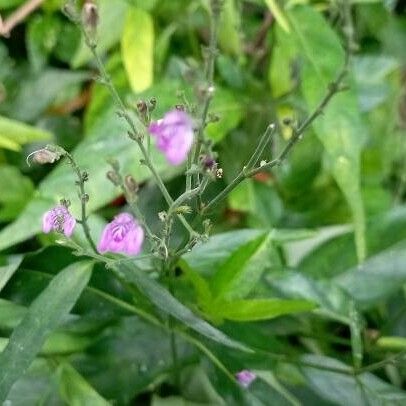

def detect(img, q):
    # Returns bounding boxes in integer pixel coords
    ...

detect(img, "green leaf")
[0,166,34,221]
[0,115,51,150]
[121,8,154,93]
[210,232,275,301]
[116,263,251,353]
[182,229,265,278]
[0,261,93,402]
[0,0,23,9]
[376,336,406,350]
[206,87,243,143]
[57,363,110,406]
[334,240,406,307]
[286,5,367,262]
[71,0,129,68]
[0,255,23,292]
[301,354,406,405]
[211,298,316,321]
[218,0,242,56]
[349,301,363,369]
[264,0,290,32]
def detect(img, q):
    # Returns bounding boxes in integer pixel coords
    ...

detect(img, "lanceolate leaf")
[0,255,23,293]
[121,8,154,93]
[286,5,367,262]
[0,262,93,402]
[210,298,316,322]
[116,263,252,353]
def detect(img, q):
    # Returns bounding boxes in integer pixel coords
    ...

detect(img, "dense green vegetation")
[0,0,405,404]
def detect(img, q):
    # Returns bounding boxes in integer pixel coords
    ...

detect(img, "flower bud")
[26,146,64,166]
[124,174,139,200]
[82,0,99,46]
[106,170,121,186]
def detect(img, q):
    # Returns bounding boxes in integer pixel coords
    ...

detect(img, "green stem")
[65,153,97,254]
[86,41,196,238]
[202,56,348,214]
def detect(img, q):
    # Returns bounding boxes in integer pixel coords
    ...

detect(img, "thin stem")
[186,0,222,191]
[202,56,349,214]
[65,153,97,254]
[85,40,196,238]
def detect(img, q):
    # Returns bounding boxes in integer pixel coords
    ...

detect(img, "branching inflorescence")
[28,0,363,387]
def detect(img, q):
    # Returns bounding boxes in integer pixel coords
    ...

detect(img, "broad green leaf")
[0,261,93,402]
[298,207,406,278]
[269,271,352,324]
[182,229,265,277]
[0,115,51,150]
[121,8,154,93]
[0,299,26,330]
[334,240,406,307]
[0,0,23,9]
[218,0,242,56]
[210,298,316,321]
[0,166,34,221]
[57,363,110,406]
[0,255,23,292]
[71,0,129,67]
[210,232,275,301]
[264,0,290,32]
[206,88,243,143]
[116,263,251,352]
[301,354,406,405]
[286,5,367,262]
[3,69,89,122]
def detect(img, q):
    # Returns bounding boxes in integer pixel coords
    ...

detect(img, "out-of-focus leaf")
[0,299,26,329]
[264,0,290,32]
[0,166,34,221]
[2,69,89,122]
[0,255,23,293]
[269,271,352,324]
[298,207,406,278]
[376,336,406,350]
[286,5,367,262]
[71,0,128,67]
[0,0,23,9]
[57,362,110,406]
[210,298,316,321]
[121,7,154,93]
[218,0,242,56]
[334,240,406,307]
[26,14,60,72]
[116,263,251,352]
[0,261,93,402]
[0,115,51,150]
[349,301,363,368]
[301,354,406,405]
[206,88,243,143]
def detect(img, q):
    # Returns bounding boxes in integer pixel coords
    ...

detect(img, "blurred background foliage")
[0,0,406,404]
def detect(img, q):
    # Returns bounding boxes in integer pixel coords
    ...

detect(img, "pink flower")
[98,213,144,256]
[235,370,257,388]
[148,109,194,165]
[42,205,76,237]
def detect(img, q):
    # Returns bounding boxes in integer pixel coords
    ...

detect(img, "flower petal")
[42,210,54,234]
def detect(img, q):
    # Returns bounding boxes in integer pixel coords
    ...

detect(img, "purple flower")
[98,213,144,256]
[236,370,257,388]
[148,109,194,165]
[42,205,76,237]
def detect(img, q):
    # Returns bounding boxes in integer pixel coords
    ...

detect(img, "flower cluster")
[42,208,144,256]
[235,370,257,388]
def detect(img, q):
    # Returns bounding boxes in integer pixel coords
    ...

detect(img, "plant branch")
[0,0,44,37]
[84,39,197,238]
[64,152,98,254]
[202,55,349,214]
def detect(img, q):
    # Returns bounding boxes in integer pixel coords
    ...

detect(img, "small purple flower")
[236,370,257,388]
[98,213,144,256]
[42,205,76,237]
[148,109,194,165]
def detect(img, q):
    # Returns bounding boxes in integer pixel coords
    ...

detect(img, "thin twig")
[202,57,348,214]
[0,0,44,37]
